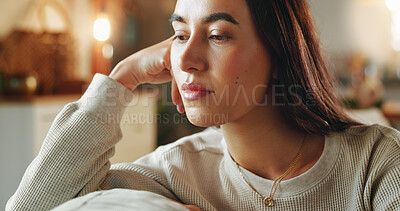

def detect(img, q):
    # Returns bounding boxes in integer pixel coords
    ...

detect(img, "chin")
[185,107,230,127]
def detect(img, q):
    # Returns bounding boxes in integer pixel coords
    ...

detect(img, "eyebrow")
[169,13,240,26]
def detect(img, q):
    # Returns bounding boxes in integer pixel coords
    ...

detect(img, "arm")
[6,37,187,211]
[371,165,400,211]
[6,74,133,211]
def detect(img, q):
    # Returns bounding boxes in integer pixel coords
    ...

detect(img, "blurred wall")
[0,0,32,39]
[309,0,394,69]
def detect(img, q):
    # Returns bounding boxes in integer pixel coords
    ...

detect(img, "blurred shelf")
[0,94,82,104]
[382,100,400,121]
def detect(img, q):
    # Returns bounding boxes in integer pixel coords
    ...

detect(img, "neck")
[221,104,324,180]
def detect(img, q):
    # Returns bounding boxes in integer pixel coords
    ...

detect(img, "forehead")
[174,0,249,24]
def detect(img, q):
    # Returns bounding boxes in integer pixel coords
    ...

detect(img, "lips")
[181,83,214,100]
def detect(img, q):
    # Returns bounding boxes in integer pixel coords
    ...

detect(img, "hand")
[109,37,174,91]
[168,199,201,211]
[183,204,202,211]
[109,37,185,113]
[172,76,185,114]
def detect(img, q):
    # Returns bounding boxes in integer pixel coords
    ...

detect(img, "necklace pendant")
[263,197,274,207]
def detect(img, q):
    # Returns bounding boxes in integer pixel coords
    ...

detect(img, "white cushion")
[52,189,188,211]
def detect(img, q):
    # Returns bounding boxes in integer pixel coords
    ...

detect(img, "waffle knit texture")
[6,74,400,211]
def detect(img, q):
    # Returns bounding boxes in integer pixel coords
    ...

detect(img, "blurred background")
[1,0,400,208]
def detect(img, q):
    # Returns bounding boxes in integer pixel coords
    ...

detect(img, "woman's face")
[170,0,272,127]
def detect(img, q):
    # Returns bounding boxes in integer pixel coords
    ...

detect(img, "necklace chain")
[232,134,307,207]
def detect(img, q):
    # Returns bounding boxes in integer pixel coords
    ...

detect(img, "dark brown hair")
[245,0,360,135]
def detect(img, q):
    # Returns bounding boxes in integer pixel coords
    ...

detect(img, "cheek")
[212,48,270,103]
[212,50,246,83]
[213,48,268,87]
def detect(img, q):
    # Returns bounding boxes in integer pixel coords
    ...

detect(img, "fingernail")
[178,105,185,114]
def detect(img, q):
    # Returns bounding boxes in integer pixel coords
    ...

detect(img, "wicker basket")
[0,0,76,95]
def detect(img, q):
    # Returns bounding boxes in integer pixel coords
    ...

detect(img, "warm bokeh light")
[102,43,114,59]
[93,17,110,41]
[386,0,400,11]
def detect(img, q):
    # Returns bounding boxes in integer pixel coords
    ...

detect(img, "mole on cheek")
[235,76,239,85]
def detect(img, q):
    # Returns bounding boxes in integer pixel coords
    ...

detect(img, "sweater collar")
[221,132,341,198]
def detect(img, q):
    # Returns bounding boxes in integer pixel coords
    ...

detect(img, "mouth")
[181,83,214,100]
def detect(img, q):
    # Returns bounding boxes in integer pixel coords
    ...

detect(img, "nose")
[178,37,208,73]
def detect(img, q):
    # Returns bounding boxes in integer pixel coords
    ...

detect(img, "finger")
[165,41,172,71]
[171,76,185,114]
[183,205,202,211]
[166,198,201,211]
[150,69,172,84]
[171,76,180,105]
[177,105,185,114]
[160,48,172,72]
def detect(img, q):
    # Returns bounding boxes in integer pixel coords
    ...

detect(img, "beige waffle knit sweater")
[6,74,400,211]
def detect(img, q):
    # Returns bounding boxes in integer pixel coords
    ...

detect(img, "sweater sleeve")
[371,165,400,211]
[6,74,138,211]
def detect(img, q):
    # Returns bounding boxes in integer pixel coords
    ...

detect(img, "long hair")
[245,0,360,135]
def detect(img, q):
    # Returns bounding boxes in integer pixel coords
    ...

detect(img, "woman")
[7,0,400,210]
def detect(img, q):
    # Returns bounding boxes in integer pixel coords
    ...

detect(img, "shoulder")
[131,127,225,167]
[340,125,400,209]
[341,124,400,150]
[343,124,400,142]
[111,127,225,178]
[338,124,400,168]
[157,127,225,155]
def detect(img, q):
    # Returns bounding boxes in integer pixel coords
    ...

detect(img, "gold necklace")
[232,134,307,207]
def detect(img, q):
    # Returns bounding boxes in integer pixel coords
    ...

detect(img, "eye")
[209,35,231,42]
[173,35,189,43]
